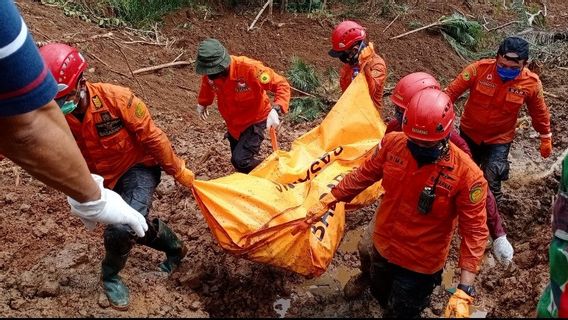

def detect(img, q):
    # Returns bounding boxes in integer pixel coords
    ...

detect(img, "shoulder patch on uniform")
[259,71,271,84]
[92,95,103,109]
[462,71,471,81]
[468,181,483,204]
[134,102,146,118]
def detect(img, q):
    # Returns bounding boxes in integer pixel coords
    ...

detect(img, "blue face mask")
[59,100,78,115]
[407,139,446,164]
[497,66,521,82]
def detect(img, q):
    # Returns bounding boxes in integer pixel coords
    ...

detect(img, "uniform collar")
[436,147,456,171]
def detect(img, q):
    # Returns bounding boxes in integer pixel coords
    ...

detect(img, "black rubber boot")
[145,219,188,273]
[101,252,130,310]
[344,238,372,300]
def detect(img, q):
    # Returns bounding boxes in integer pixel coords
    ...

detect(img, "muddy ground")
[1,0,567,317]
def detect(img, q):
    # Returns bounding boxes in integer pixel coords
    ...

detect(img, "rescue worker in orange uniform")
[0,0,149,238]
[306,88,489,318]
[446,36,552,202]
[328,20,387,114]
[195,38,291,173]
[343,72,512,301]
[40,43,195,310]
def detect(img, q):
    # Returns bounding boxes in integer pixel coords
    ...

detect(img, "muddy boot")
[101,252,130,311]
[146,219,188,273]
[344,272,370,300]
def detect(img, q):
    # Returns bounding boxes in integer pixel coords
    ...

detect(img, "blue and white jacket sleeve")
[0,0,57,116]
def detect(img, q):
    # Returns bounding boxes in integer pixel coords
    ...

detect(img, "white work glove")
[67,174,148,237]
[196,104,209,121]
[493,235,514,266]
[266,107,280,129]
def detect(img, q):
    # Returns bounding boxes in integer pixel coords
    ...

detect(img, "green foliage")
[41,0,125,27]
[378,0,408,18]
[436,13,492,61]
[439,13,483,49]
[408,21,423,29]
[441,32,495,61]
[511,0,529,29]
[286,0,323,13]
[287,97,327,123]
[286,57,330,123]
[287,57,321,93]
[41,0,195,28]
[106,0,193,27]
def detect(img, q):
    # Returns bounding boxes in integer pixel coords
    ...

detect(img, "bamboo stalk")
[112,40,147,100]
[248,0,271,31]
[390,21,442,40]
[132,60,194,75]
[383,13,400,33]
[85,51,131,78]
[487,20,521,32]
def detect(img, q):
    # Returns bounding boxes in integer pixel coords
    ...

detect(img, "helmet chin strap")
[77,77,89,111]
[348,41,366,66]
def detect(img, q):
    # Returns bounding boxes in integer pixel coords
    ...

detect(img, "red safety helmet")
[391,72,441,110]
[39,43,87,99]
[329,20,366,57]
[402,88,454,142]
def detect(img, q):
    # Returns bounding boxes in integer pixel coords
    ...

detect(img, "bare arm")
[0,100,100,203]
[459,269,476,286]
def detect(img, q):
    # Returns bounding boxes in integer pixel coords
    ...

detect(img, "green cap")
[195,38,231,75]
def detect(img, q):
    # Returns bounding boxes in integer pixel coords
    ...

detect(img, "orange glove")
[540,134,552,158]
[358,42,375,68]
[444,289,473,318]
[175,166,195,189]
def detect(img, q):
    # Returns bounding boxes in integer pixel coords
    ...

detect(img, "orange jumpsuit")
[445,58,550,145]
[198,55,291,139]
[65,82,184,189]
[339,42,387,113]
[331,132,489,274]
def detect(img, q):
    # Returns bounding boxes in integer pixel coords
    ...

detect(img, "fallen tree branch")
[248,0,271,31]
[487,20,521,32]
[85,51,131,78]
[176,84,195,92]
[112,40,147,100]
[383,14,400,33]
[543,90,559,98]
[291,86,318,98]
[527,10,542,26]
[557,67,568,71]
[132,60,194,75]
[390,21,441,40]
[172,52,184,63]
[121,40,167,46]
